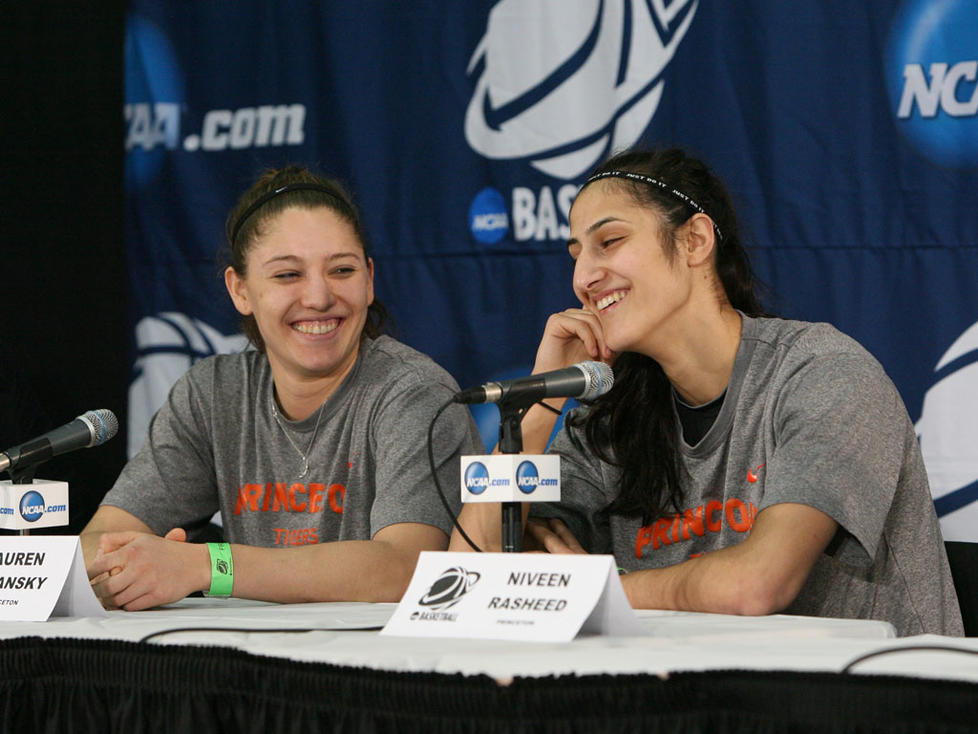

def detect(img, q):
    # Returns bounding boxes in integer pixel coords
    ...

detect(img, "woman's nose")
[301,275,335,310]
[573,250,602,298]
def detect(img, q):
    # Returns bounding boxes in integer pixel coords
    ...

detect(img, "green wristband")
[206,542,234,598]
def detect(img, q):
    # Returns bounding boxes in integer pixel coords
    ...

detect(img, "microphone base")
[8,464,39,485]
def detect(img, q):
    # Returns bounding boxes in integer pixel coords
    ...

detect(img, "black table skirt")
[1,637,976,733]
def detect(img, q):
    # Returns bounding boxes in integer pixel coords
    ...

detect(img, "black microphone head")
[574,361,614,400]
[80,409,119,446]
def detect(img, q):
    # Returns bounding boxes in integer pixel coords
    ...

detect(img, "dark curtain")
[0,4,128,531]
[1,637,976,733]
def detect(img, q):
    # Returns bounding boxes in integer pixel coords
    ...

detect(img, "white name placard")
[0,479,70,530]
[0,536,107,621]
[382,551,644,642]
[461,454,560,503]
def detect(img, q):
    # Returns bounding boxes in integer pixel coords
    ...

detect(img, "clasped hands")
[86,528,208,611]
[85,519,588,611]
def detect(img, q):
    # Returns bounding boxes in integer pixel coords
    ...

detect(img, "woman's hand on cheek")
[534,308,615,374]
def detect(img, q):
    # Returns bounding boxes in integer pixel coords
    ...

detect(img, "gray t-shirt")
[102,336,482,547]
[536,316,963,637]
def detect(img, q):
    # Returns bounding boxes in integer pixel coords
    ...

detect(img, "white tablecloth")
[4,598,975,683]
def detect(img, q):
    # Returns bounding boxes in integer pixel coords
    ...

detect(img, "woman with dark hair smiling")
[83,165,481,609]
[452,147,962,637]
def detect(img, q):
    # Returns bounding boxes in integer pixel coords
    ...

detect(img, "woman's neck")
[658,307,743,406]
[269,352,360,421]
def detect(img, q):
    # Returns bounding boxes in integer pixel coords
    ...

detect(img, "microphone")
[453,361,614,406]
[0,409,119,474]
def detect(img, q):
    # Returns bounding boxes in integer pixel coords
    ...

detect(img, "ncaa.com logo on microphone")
[465,0,700,245]
[14,490,66,524]
[516,460,558,495]
[464,461,491,495]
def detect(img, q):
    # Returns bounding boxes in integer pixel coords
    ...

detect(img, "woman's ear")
[366,256,375,306]
[224,266,253,316]
[683,213,718,267]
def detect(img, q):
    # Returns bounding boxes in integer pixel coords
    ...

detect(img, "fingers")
[91,566,155,611]
[91,564,129,610]
[525,518,586,555]
[91,554,177,611]
[88,563,122,586]
[98,530,141,554]
[546,518,586,553]
[87,532,197,611]
[524,518,558,551]
[164,527,188,543]
[536,309,615,370]
[88,545,122,580]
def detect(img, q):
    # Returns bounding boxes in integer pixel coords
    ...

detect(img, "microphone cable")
[841,643,978,674]
[427,394,565,553]
[139,624,384,644]
[428,398,483,553]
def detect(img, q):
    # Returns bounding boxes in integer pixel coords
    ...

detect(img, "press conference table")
[2,599,977,732]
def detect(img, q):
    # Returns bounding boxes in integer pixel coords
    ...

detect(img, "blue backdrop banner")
[124,0,978,540]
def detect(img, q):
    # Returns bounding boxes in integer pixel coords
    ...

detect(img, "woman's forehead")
[570,181,648,227]
[247,206,364,257]
[256,206,358,240]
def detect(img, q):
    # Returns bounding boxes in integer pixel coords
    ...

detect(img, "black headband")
[229,183,351,245]
[584,170,724,243]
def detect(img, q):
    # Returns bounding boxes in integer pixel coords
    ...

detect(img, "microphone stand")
[496,400,525,553]
[8,464,38,536]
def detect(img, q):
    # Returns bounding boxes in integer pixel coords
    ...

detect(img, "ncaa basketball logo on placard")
[410,567,482,621]
[464,0,700,245]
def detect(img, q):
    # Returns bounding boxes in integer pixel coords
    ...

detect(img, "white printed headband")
[584,170,724,243]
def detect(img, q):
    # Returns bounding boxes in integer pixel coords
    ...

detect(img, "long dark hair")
[569,148,766,524]
[223,165,390,353]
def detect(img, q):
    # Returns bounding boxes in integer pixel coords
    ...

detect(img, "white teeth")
[596,291,627,311]
[293,320,338,335]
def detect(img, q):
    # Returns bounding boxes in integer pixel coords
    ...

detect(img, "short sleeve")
[760,351,907,565]
[101,368,220,535]
[368,380,483,537]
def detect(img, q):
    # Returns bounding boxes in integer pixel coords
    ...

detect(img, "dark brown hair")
[570,148,766,524]
[224,165,390,352]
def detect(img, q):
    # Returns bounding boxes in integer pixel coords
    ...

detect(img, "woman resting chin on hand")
[451,146,962,638]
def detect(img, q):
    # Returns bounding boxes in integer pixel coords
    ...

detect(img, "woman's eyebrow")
[567,216,626,248]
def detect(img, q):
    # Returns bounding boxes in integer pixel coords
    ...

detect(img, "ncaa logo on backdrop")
[887,0,978,166]
[916,319,978,542]
[124,15,307,187]
[465,0,699,244]
[469,188,509,244]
